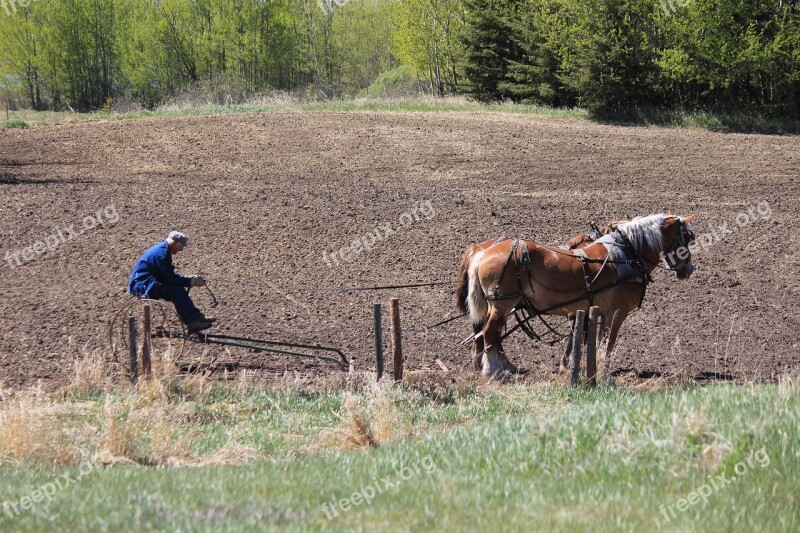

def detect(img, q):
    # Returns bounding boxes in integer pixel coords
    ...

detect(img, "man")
[128,231,215,334]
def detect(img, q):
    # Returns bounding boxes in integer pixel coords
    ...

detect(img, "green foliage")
[0,0,797,116]
[461,0,800,117]
[657,0,800,116]
[358,64,421,97]
[460,0,519,101]
[499,0,578,106]
[0,0,394,110]
[326,0,397,96]
[391,0,467,96]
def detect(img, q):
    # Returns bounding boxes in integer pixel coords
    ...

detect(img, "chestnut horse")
[455,220,621,371]
[456,213,696,377]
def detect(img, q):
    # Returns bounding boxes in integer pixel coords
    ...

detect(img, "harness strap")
[615,229,654,284]
[487,239,533,302]
[485,231,653,308]
[591,252,612,284]
[577,254,594,307]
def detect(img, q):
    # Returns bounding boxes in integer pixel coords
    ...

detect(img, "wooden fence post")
[141,302,152,379]
[586,306,599,386]
[374,303,384,381]
[128,316,138,384]
[389,298,403,382]
[569,309,585,387]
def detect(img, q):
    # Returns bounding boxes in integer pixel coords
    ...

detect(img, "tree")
[558,0,664,114]
[392,0,466,96]
[460,0,518,100]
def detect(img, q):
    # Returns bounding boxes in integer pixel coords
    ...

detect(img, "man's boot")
[196,312,216,323]
[187,316,213,334]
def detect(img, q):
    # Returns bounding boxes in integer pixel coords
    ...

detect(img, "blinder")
[662,219,696,278]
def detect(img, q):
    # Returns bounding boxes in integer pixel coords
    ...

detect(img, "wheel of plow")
[108,298,192,368]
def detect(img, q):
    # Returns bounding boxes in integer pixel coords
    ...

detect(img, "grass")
[593,107,800,135]
[1,119,27,129]
[3,97,798,134]
[0,355,797,532]
[1,97,587,128]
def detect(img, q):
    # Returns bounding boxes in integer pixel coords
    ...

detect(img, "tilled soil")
[1,111,798,388]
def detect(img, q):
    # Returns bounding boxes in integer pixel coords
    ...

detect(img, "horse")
[455,220,624,371]
[455,213,696,377]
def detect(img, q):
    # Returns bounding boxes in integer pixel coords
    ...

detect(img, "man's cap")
[166,231,189,247]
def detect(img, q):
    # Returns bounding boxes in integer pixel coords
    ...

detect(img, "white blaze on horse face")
[467,250,488,325]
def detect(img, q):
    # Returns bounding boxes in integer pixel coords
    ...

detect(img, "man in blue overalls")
[128,231,214,334]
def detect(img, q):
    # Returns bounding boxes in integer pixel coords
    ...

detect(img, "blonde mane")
[616,213,672,252]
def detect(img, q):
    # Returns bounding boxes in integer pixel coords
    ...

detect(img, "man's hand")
[190,276,206,287]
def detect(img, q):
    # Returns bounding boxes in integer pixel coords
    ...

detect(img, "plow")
[108,286,349,377]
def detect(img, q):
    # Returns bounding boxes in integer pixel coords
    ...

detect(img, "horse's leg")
[471,321,485,371]
[481,307,507,378]
[496,326,519,374]
[602,310,627,372]
[596,314,606,346]
[560,314,575,371]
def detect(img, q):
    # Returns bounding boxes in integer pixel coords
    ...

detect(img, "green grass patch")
[6,98,799,135]
[593,107,800,134]
[1,119,27,129]
[1,378,797,531]
[0,99,587,128]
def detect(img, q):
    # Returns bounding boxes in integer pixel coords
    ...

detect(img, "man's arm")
[155,253,192,288]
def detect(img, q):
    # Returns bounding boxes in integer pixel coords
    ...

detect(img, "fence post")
[128,316,138,384]
[586,306,599,386]
[141,302,152,379]
[389,298,403,382]
[569,309,585,387]
[374,303,384,381]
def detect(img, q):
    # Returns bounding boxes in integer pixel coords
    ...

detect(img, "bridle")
[615,217,696,278]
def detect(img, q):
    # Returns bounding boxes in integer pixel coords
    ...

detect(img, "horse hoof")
[503,362,519,374]
[494,369,512,382]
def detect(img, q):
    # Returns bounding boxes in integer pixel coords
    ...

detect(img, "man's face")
[168,241,185,255]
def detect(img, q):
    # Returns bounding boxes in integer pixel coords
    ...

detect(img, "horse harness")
[484,229,658,342]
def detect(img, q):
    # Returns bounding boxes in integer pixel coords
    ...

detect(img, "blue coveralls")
[127,240,199,324]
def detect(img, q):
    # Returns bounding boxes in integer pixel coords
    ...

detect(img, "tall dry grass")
[1,351,416,468]
[0,352,255,468]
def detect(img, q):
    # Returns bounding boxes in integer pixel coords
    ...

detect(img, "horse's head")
[660,215,696,279]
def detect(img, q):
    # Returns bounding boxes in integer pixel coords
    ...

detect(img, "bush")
[359,66,424,98]
[1,119,27,129]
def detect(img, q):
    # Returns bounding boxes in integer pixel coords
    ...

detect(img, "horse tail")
[466,249,488,325]
[455,245,476,314]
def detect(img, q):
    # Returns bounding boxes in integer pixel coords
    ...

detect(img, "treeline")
[1,0,798,117]
[0,0,402,110]
[462,0,800,116]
